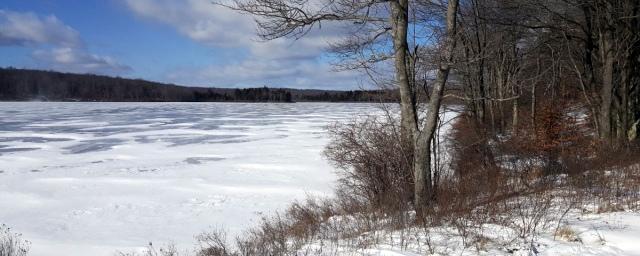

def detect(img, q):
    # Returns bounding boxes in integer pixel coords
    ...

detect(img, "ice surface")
[0,102,379,256]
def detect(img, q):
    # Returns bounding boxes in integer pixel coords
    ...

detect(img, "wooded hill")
[0,68,396,102]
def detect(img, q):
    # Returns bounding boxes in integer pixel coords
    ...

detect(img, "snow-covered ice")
[0,102,378,256]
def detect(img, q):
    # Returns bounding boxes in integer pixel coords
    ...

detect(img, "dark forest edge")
[0,68,398,103]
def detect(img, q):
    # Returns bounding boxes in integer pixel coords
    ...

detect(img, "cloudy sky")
[0,0,364,89]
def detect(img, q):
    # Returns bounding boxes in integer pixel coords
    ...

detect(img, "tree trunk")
[391,0,418,152]
[599,29,614,142]
[532,57,539,133]
[512,96,518,133]
[413,0,459,211]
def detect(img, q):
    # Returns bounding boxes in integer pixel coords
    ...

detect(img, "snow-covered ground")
[0,102,379,256]
[311,210,640,256]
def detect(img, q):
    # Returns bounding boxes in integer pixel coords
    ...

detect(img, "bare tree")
[221,0,460,210]
[412,0,459,211]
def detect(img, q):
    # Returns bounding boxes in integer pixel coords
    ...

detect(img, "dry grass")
[0,225,30,256]
[554,226,580,242]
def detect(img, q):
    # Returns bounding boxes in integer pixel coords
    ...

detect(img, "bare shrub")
[324,115,413,213]
[495,103,592,180]
[508,190,555,238]
[0,225,30,256]
[196,228,233,256]
[116,242,180,256]
[441,115,512,220]
[195,197,348,256]
[569,152,640,213]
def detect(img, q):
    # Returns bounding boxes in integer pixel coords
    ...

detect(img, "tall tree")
[224,0,460,209]
[412,0,459,210]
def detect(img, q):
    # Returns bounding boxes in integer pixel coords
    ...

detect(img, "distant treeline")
[0,68,397,102]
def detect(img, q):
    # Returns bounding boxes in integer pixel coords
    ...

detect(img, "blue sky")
[0,0,362,89]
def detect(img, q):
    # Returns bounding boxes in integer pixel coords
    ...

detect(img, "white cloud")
[0,9,81,47]
[124,0,253,47]
[0,9,131,75]
[32,47,132,75]
[123,0,361,88]
[124,0,347,59]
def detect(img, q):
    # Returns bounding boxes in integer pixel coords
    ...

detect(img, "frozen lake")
[0,102,378,256]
